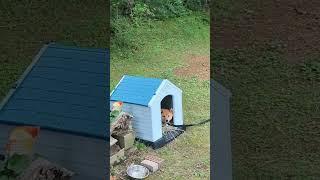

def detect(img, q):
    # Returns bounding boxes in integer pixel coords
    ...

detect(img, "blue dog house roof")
[0,43,109,139]
[110,75,166,106]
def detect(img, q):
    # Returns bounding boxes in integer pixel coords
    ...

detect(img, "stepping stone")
[141,160,159,173]
[145,155,164,168]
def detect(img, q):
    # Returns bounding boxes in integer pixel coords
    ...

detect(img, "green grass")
[212,45,320,178]
[211,0,245,21]
[212,0,320,178]
[111,13,210,179]
[0,0,109,100]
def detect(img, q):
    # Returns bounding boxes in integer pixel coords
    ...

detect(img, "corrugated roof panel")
[35,56,106,75]
[26,67,106,87]
[110,75,163,106]
[41,45,106,63]
[0,43,108,139]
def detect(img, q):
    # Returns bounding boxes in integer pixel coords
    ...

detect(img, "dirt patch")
[174,55,210,80]
[212,0,320,63]
[111,148,146,178]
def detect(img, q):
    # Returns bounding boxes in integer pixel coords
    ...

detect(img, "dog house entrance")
[161,95,172,109]
[161,95,174,123]
[160,95,184,146]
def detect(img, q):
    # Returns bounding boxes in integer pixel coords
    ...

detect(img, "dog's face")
[161,108,173,124]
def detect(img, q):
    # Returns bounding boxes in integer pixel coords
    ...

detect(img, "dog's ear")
[170,108,173,113]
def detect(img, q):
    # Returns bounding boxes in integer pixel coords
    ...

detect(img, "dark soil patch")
[112,148,147,179]
[212,0,320,63]
[174,55,210,80]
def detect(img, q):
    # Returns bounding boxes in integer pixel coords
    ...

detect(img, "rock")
[144,155,164,168]
[110,148,125,166]
[141,160,159,173]
[114,132,135,150]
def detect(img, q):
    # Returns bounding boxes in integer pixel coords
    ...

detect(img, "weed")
[134,141,147,151]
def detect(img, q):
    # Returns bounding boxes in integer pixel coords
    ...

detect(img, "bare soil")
[212,0,320,63]
[174,55,210,80]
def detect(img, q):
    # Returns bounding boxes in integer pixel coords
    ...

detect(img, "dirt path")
[212,0,320,63]
[174,55,210,80]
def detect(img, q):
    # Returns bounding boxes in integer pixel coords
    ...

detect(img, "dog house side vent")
[110,75,183,148]
[211,80,232,180]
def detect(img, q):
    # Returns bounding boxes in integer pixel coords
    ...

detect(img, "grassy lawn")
[110,14,210,179]
[213,47,320,178]
[212,0,320,178]
[0,0,108,100]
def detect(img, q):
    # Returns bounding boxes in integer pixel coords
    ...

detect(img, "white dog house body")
[110,75,183,148]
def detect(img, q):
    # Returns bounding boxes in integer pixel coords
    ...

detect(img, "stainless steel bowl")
[126,164,150,179]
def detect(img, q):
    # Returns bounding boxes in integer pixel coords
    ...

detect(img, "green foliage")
[110,110,121,124]
[111,0,208,20]
[184,0,209,11]
[111,0,209,53]
[131,2,154,19]
[145,0,190,19]
[134,141,147,151]
[7,154,30,175]
[0,154,31,179]
[111,0,204,19]
[211,0,242,20]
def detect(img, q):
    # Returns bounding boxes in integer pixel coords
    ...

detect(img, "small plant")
[134,141,146,151]
[110,110,120,124]
[131,2,154,20]
[110,102,123,124]
[0,154,31,180]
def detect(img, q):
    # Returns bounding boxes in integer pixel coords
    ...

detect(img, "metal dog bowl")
[127,164,150,179]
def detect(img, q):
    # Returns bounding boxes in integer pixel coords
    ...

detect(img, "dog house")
[110,75,184,149]
[0,43,109,180]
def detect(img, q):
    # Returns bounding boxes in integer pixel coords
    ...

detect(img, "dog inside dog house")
[110,75,184,149]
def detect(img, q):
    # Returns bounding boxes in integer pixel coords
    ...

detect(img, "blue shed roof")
[0,43,109,139]
[110,75,163,106]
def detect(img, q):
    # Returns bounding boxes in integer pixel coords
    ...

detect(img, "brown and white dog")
[161,108,173,126]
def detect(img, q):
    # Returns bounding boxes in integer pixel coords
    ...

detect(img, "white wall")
[110,101,153,142]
